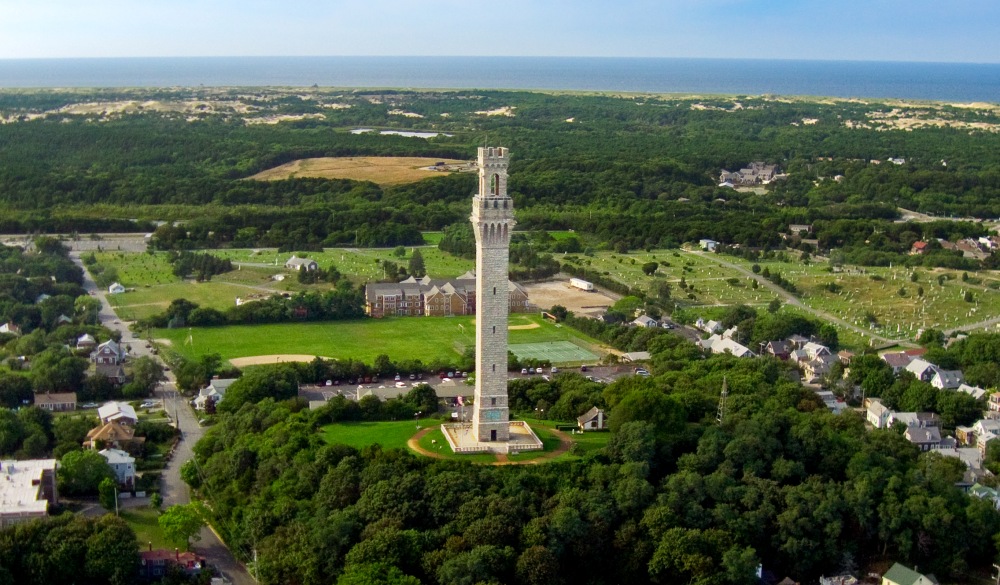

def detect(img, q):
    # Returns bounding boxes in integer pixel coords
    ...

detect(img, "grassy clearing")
[248,156,468,185]
[95,251,178,287]
[421,232,444,245]
[156,314,606,365]
[120,506,172,549]
[108,281,252,321]
[320,420,436,450]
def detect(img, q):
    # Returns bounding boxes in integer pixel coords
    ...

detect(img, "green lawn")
[156,314,607,365]
[120,506,173,549]
[95,251,177,287]
[108,281,252,321]
[321,420,436,450]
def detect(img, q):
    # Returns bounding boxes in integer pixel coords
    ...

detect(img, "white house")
[698,239,719,252]
[577,407,607,431]
[97,402,138,426]
[194,378,238,410]
[92,339,126,365]
[701,335,755,358]
[695,318,723,334]
[866,399,891,429]
[284,256,318,272]
[957,383,986,400]
[76,333,97,350]
[632,315,658,328]
[905,359,938,382]
[108,282,126,294]
[930,369,965,390]
[99,448,135,487]
[0,322,20,336]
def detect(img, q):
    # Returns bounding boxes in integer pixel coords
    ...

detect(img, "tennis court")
[509,341,599,364]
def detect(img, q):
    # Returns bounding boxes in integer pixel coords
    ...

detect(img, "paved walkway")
[406,426,573,465]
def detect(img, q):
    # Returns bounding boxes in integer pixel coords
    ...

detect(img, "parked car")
[81,402,98,409]
[550,367,559,374]
[521,368,529,375]
[580,365,588,372]
[409,374,416,380]
[394,374,401,381]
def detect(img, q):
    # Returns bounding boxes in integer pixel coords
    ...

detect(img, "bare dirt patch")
[230,354,326,367]
[523,280,617,318]
[248,156,468,185]
[508,323,541,330]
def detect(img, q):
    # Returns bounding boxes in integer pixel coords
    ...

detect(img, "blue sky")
[1,0,997,63]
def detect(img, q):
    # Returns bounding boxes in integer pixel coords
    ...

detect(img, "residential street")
[72,253,256,585]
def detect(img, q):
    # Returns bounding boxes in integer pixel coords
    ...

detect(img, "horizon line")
[1,55,999,66]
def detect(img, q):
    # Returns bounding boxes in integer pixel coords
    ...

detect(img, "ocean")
[0,56,998,103]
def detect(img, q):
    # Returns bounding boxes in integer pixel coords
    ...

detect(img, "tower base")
[441,421,543,455]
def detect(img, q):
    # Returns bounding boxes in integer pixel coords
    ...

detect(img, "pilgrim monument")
[441,147,543,454]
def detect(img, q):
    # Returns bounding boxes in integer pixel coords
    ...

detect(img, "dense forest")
[187,332,1000,585]
[1,89,999,266]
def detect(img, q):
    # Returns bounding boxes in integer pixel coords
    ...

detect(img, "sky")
[0,0,998,63]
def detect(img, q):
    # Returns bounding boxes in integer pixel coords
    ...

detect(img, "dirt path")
[407,426,573,465]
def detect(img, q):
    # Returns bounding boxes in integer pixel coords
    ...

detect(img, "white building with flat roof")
[0,459,58,527]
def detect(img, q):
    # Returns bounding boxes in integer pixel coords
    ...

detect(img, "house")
[621,351,651,363]
[701,335,755,358]
[800,342,832,361]
[0,322,20,336]
[765,340,792,360]
[138,548,205,580]
[802,354,839,383]
[721,326,738,340]
[888,412,940,429]
[905,359,938,382]
[867,398,892,429]
[820,576,858,585]
[881,562,937,585]
[973,419,1000,447]
[816,390,848,414]
[788,224,812,235]
[76,333,97,350]
[910,241,929,255]
[905,426,942,451]
[930,369,964,390]
[108,282,125,294]
[97,402,138,426]
[0,459,58,528]
[577,407,607,431]
[632,315,659,328]
[84,421,144,451]
[695,318,722,334]
[55,314,72,325]
[969,483,1000,510]
[958,384,987,400]
[95,363,128,386]
[698,239,719,252]
[837,350,855,366]
[194,378,238,410]
[99,448,135,487]
[284,255,319,272]
[33,392,77,412]
[719,162,780,186]
[92,339,126,365]
[881,352,913,374]
[990,392,1000,412]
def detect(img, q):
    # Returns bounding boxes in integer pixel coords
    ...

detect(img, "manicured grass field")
[120,506,173,549]
[156,314,607,365]
[320,420,436,450]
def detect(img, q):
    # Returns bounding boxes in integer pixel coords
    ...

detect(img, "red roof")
[911,241,928,251]
[140,550,202,567]
[903,348,927,357]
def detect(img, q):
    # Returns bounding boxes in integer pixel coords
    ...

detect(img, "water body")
[1,57,998,102]
[351,128,453,138]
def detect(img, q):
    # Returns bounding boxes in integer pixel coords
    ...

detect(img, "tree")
[0,374,31,408]
[817,324,839,349]
[130,356,166,393]
[85,515,140,585]
[965,290,974,303]
[150,492,163,511]
[393,246,406,258]
[768,299,782,314]
[58,449,115,496]
[641,261,658,276]
[30,347,87,393]
[158,503,205,550]
[98,477,118,512]
[408,249,425,277]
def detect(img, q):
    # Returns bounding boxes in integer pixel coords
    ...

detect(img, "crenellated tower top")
[472,146,514,248]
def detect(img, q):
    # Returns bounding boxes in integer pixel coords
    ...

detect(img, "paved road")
[72,253,256,585]
[687,250,914,348]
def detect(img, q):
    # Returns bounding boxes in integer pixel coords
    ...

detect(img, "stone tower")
[471,146,515,443]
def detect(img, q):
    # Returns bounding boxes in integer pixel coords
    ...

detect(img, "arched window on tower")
[491,173,500,195]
